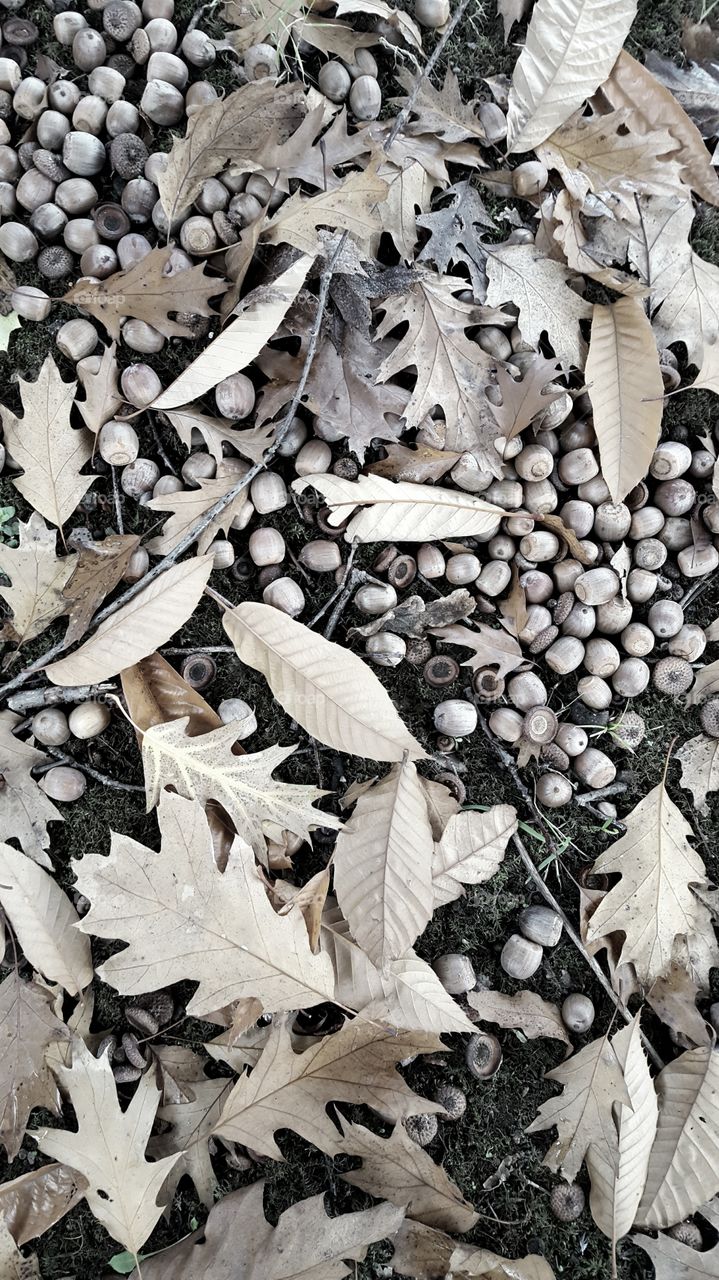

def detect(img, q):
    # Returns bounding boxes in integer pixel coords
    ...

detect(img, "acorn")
[349,75,382,121]
[218,698,257,739]
[550,1183,585,1222]
[501,934,543,980]
[415,0,450,24]
[40,766,86,802]
[561,993,595,1034]
[433,700,477,738]
[68,702,111,739]
[31,707,70,746]
[432,953,476,995]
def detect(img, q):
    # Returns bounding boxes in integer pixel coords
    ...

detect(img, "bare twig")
[0,235,348,706]
[160,645,235,656]
[307,542,359,630]
[111,466,124,535]
[41,746,145,792]
[7,683,117,713]
[384,0,475,151]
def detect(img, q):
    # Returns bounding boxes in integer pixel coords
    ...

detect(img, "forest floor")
[1,1,718,1278]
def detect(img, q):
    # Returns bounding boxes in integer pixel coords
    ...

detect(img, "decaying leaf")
[635,1201,719,1277]
[447,1243,557,1279]
[0,846,92,996]
[467,989,571,1049]
[293,473,506,543]
[394,68,486,145]
[0,356,93,530]
[0,1163,86,1247]
[351,590,476,640]
[677,733,719,815]
[0,974,70,1160]
[646,957,712,1050]
[0,1221,39,1279]
[538,108,683,207]
[416,181,494,293]
[223,601,426,761]
[432,807,517,908]
[485,243,592,368]
[645,51,719,137]
[61,531,140,648]
[74,792,336,1017]
[121,651,222,738]
[0,514,76,646]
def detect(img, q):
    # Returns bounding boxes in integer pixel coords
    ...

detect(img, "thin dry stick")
[41,746,145,792]
[0,235,348,705]
[6,683,117,713]
[384,0,475,150]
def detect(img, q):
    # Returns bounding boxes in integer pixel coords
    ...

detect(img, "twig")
[680,571,718,610]
[307,542,358,630]
[111,466,124,535]
[160,645,235,656]
[41,746,145,792]
[384,0,475,150]
[0,235,348,706]
[574,783,627,806]
[149,418,177,476]
[324,565,370,639]
[6,683,117,713]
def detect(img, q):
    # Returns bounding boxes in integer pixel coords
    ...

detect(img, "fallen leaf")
[45,555,213,686]
[0,711,62,867]
[333,759,434,967]
[391,1220,454,1280]
[121,651,222,738]
[505,0,637,153]
[448,1243,557,1279]
[34,1040,179,1254]
[485,243,592,368]
[646,957,712,1049]
[0,1221,39,1279]
[339,1121,479,1233]
[264,164,388,256]
[394,68,486,144]
[62,531,140,648]
[74,792,336,1017]
[0,974,71,1160]
[432,807,516,908]
[0,355,93,529]
[487,356,564,440]
[146,467,252,556]
[252,102,371,192]
[645,51,719,138]
[584,783,719,990]
[0,311,19,351]
[276,867,329,952]
[151,1067,229,1210]
[223,601,426,761]
[416,181,495,294]
[292,473,505,542]
[0,1163,86,1247]
[0,513,76,646]
[467,989,571,1049]
[689,341,719,395]
[152,255,312,409]
[64,246,228,341]
[430,622,524,678]
[351,590,476,640]
[213,1016,442,1158]
[538,108,683,207]
[161,406,274,468]
[335,0,422,49]
[635,1200,719,1277]
[75,342,123,434]
[0,846,92,996]
[687,658,719,704]
[676,733,719,815]
[368,442,458,483]
[497,0,531,40]
[585,297,664,503]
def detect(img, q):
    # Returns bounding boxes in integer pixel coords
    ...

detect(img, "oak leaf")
[432,807,516,908]
[34,1039,179,1254]
[292,474,505,543]
[45,555,213,686]
[134,1179,403,1280]
[378,159,434,263]
[538,108,683,207]
[646,956,712,1050]
[485,243,592,368]
[146,467,252,556]
[367,441,458,483]
[75,341,122,434]
[687,658,719,704]
[141,717,338,859]
[584,783,719,990]
[416,181,494,296]
[0,712,62,867]
[0,1162,86,1247]
[213,1016,443,1158]
[0,974,71,1160]
[223,601,426,762]
[64,246,228,341]
[689,341,719,395]
[0,846,92,995]
[251,103,371,193]
[430,622,523,678]
[74,792,336,1017]
[487,356,564,441]
[394,68,486,144]
[448,1244,557,1279]
[0,356,93,529]
[264,165,388,256]
[635,1201,719,1277]
[339,1121,479,1233]
[160,406,274,468]
[497,0,531,39]
[467,989,571,1050]
[0,514,76,646]
[677,733,719,815]
[150,1058,230,1209]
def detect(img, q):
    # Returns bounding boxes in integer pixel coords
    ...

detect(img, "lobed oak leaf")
[251,102,371,193]
[73,791,336,1017]
[61,531,141,648]
[676,733,719,815]
[75,341,122,434]
[0,845,92,995]
[160,405,274,468]
[150,1059,230,1209]
[416,181,494,295]
[0,514,77,646]
[393,68,486,144]
[538,108,684,208]
[429,622,523,678]
[264,164,388,257]
[292,473,506,543]
[368,441,459,483]
[485,243,592,369]
[485,356,565,441]
[635,1201,719,1277]
[378,159,434,263]
[467,988,571,1050]
[0,711,62,867]
[146,467,253,556]
[0,974,71,1160]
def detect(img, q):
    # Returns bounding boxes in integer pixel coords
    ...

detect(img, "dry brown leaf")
[485,243,592,370]
[339,1121,479,1233]
[432,807,516,908]
[635,1201,719,1277]
[292,474,506,543]
[505,0,637,153]
[75,341,122,434]
[0,846,92,996]
[221,212,268,319]
[488,357,564,440]
[161,406,274,468]
[213,1016,443,1158]
[61,531,140,648]
[394,68,486,144]
[158,80,302,221]
[549,190,650,297]
[391,1220,454,1280]
[121,652,222,738]
[45,555,213,686]
[499,565,530,638]
[585,1017,658,1249]
[368,442,459,482]
[448,1244,557,1279]
[150,1060,230,1210]
[526,1034,630,1181]
[585,297,665,503]
[584,783,719,990]
[335,0,422,49]
[223,601,426,761]
[533,512,597,564]
[0,974,70,1160]
[0,711,62,867]
[146,467,252,556]
[0,1163,86,1247]
[142,718,338,860]
[0,356,93,529]
[636,1045,719,1228]
[334,760,434,967]
[276,867,329,953]
[34,1039,179,1254]
[646,957,712,1049]
[74,792,336,1018]
[0,514,76,646]
[0,1222,39,1279]
[538,108,683,207]
[380,158,435,263]
[467,989,571,1050]
[264,165,388,256]
[430,622,524,678]
[64,247,228,341]
[134,1179,402,1280]
[152,255,312,409]
[252,103,371,193]
[677,733,719,815]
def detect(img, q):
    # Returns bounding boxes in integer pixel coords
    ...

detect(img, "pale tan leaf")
[0,848,92,996]
[152,256,312,409]
[429,622,523,679]
[75,341,122,434]
[585,1017,658,1246]
[61,532,140,648]
[677,733,719,815]
[277,868,329,953]
[0,974,70,1160]
[538,108,683,206]
[467,989,571,1049]
[0,356,93,529]
[394,68,486,144]
[689,341,719,395]
[339,1121,479,1233]
[135,1179,403,1280]
[63,247,228,341]
[45,555,213,686]
[636,1046,719,1227]
[0,712,61,868]
[0,1221,39,1279]
[646,956,713,1050]
[0,514,76,646]
[333,761,434,967]
[323,907,475,1034]
[549,189,650,296]
[600,51,719,207]
[487,357,564,441]
[635,1205,719,1277]
[420,775,460,840]
[292,474,505,543]
[485,244,592,368]
[379,159,434,262]
[141,718,338,860]
[526,1034,630,1181]
[687,659,719,704]
[584,783,719,990]
[150,1064,229,1209]
[264,165,387,256]
[162,406,274,467]
[121,651,222,737]
[505,0,637,153]
[74,792,336,1018]
[34,1040,179,1254]
[497,0,531,41]
[213,1017,443,1159]
[448,1243,557,1279]
[391,1220,454,1280]
[432,807,516,908]
[158,79,302,221]
[640,215,719,366]
[251,102,371,193]
[0,1163,86,1247]
[335,0,422,49]
[223,601,426,761]
[146,467,252,556]
[585,297,664,503]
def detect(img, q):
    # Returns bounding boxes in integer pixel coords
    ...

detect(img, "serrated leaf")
[0,711,62,868]
[161,406,274,468]
[0,513,76,646]
[432,807,516,908]
[223,601,426,762]
[146,467,252,556]
[0,847,92,996]
[292,474,505,543]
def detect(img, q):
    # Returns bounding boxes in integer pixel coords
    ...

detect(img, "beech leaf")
[0,846,92,996]
[636,1046,719,1227]
[292,474,505,543]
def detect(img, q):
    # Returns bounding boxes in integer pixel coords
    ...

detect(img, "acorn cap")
[465,1031,502,1079]
[110,132,149,180]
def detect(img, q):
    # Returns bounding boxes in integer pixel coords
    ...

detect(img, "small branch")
[7,683,117,713]
[307,542,359,630]
[680,571,718,610]
[161,645,235,656]
[41,746,145,792]
[111,466,124,535]
[384,0,475,150]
